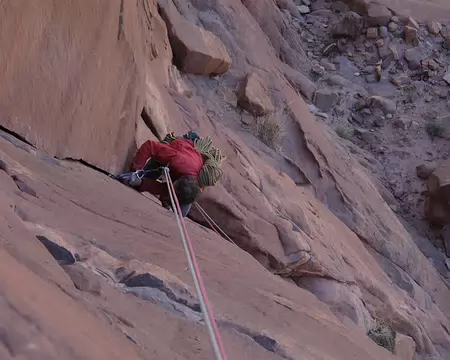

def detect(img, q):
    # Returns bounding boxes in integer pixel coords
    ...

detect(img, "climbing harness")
[194,202,236,245]
[164,167,228,360]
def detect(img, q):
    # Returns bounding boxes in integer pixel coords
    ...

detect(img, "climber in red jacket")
[131,137,203,216]
[116,131,225,217]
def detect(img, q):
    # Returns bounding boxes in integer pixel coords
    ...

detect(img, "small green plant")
[335,126,352,140]
[426,121,445,138]
[254,114,285,148]
[367,320,396,354]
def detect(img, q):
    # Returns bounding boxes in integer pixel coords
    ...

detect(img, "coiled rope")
[164,167,227,360]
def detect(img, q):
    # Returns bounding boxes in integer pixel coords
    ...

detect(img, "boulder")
[416,162,437,180]
[314,89,340,112]
[158,0,231,75]
[366,4,392,27]
[332,12,364,40]
[369,96,396,115]
[404,48,425,70]
[427,21,442,35]
[237,73,274,116]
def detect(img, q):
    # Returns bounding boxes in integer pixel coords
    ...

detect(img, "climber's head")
[173,176,201,204]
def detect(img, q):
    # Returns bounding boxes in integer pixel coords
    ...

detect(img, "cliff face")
[0,0,450,359]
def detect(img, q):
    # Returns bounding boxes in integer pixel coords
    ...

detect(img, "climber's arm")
[131,140,176,171]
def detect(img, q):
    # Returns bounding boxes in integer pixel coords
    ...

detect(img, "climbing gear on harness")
[164,167,227,360]
[115,167,167,187]
[193,136,226,188]
[161,132,178,144]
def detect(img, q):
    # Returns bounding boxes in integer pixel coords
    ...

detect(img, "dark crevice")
[140,108,160,140]
[118,0,125,40]
[62,157,112,177]
[219,320,294,359]
[0,125,34,147]
[123,273,201,312]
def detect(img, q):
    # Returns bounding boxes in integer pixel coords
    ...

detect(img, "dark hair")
[173,176,200,204]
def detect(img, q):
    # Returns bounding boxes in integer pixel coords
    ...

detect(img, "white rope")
[164,168,225,360]
[194,202,236,245]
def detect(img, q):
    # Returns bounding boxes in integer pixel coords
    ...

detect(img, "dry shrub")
[254,114,285,148]
[367,320,396,354]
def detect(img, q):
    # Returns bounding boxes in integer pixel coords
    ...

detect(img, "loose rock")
[366,3,392,27]
[388,22,398,33]
[393,118,411,130]
[442,26,450,40]
[369,96,396,114]
[378,44,390,59]
[379,26,388,38]
[404,48,425,70]
[297,5,310,14]
[417,162,437,180]
[332,12,364,40]
[367,27,378,39]
[404,26,418,45]
[326,74,352,87]
[443,39,450,50]
[320,59,336,71]
[407,17,420,30]
[314,89,340,112]
[362,66,375,74]
[238,73,274,116]
[428,21,442,35]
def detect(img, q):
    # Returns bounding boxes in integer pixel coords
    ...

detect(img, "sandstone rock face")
[1,0,450,359]
[0,0,171,173]
[238,73,274,116]
[284,67,318,101]
[0,130,396,360]
[158,0,231,76]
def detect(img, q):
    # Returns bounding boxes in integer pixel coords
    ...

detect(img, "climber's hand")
[116,171,143,188]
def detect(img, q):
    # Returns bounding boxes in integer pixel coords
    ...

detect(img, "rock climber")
[116,131,225,217]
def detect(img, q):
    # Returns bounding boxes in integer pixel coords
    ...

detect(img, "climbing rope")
[194,202,236,245]
[164,167,228,360]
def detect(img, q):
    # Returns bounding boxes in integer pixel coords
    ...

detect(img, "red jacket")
[130,139,204,199]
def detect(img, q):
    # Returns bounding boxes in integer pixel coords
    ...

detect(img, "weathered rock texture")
[1,0,450,359]
[158,0,232,76]
[237,73,274,116]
